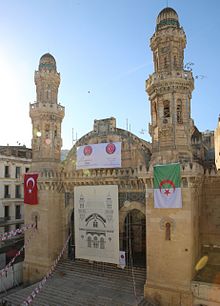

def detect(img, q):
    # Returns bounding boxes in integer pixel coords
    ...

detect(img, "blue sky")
[0,0,219,149]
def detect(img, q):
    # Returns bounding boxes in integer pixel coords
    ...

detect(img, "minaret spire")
[146,8,194,164]
[30,53,65,170]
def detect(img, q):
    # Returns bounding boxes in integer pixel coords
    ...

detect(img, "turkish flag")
[24,173,38,205]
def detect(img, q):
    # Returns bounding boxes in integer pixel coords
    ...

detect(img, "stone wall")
[200,172,220,247]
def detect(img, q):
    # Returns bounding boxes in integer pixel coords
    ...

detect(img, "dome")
[156,7,180,30]
[39,53,57,72]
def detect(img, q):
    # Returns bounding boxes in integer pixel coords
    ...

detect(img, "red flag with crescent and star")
[24,173,38,205]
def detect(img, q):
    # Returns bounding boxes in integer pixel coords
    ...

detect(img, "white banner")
[119,251,126,269]
[74,185,119,264]
[76,142,121,169]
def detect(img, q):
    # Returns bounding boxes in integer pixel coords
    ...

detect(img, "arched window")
[165,222,171,240]
[54,125,57,137]
[93,220,98,228]
[163,101,170,118]
[100,237,105,249]
[46,85,51,100]
[164,57,167,68]
[174,55,177,67]
[93,236,99,248]
[88,236,92,248]
[153,101,157,123]
[177,99,183,123]
[45,124,50,138]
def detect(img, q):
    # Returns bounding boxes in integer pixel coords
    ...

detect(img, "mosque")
[19,7,220,306]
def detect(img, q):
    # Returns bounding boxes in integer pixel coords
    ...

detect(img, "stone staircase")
[0,259,155,306]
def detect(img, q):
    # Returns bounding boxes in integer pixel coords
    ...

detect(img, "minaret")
[146,8,194,163]
[144,9,201,305]
[24,54,65,284]
[30,53,64,170]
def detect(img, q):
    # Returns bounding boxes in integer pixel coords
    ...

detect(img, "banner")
[74,185,119,264]
[24,174,38,205]
[154,163,182,208]
[119,251,126,269]
[76,142,121,169]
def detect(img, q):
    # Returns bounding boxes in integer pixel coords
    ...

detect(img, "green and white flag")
[154,163,182,208]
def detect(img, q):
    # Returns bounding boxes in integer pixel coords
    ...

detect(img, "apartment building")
[0,146,32,234]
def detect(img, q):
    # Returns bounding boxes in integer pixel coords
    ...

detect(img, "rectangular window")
[15,185,21,198]
[18,151,26,158]
[4,185,10,198]
[25,167,29,173]
[4,206,9,219]
[15,167,21,178]
[4,166,10,178]
[15,205,21,219]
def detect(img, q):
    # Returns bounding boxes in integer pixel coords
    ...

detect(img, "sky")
[0,0,220,149]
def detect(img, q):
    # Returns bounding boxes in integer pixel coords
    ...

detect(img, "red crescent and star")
[159,179,175,197]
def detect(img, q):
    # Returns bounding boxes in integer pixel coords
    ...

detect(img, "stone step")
[56,269,145,287]
[53,266,144,293]
[138,298,158,306]
[1,258,149,306]
[58,259,146,282]
[54,267,145,288]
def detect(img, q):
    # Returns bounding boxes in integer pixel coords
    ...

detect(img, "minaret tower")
[146,8,194,163]
[30,53,64,170]
[144,9,201,305]
[24,54,65,284]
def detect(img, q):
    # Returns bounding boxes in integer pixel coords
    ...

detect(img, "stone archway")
[119,201,146,267]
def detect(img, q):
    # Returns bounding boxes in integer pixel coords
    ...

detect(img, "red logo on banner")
[106,143,116,154]
[83,145,92,156]
[24,174,38,205]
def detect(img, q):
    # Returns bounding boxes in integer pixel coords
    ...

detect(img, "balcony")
[2,216,11,222]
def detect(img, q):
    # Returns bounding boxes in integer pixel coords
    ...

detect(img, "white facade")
[0,146,32,234]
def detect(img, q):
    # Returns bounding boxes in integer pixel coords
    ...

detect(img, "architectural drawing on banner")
[74,185,119,264]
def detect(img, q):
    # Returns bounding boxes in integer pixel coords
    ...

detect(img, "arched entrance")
[122,209,146,267]
[68,210,75,259]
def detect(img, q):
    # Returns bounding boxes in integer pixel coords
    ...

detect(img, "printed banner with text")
[76,142,121,169]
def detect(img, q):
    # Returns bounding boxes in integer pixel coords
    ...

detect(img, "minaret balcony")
[146,70,194,94]
[147,70,193,86]
[30,102,65,116]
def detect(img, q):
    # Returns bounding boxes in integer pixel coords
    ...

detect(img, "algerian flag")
[154,163,182,208]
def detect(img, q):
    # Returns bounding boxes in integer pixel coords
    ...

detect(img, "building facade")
[23,8,220,306]
[0,146,31,234]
